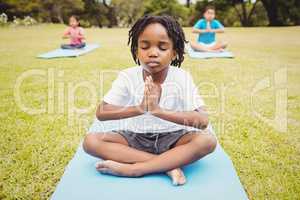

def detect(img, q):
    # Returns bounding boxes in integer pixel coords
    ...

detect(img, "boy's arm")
[192,20,208,34]
[211,20,225,33]
[151,107,209,130]
[211,28,224,33]
[192,26,224,34]
[96,85,148,120]
[194,26,224,34]
[96,102,144,121]
[192,27,207,34]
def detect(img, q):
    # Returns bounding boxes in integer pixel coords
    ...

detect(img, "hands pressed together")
[205,22,214,33]
[140,76,162,114]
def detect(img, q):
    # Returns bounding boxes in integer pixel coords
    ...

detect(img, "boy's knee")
[82,133,100,154]
[193,133,217,155]
[204,134,217,153]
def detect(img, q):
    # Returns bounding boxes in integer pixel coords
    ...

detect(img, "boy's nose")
[148,48,159,57]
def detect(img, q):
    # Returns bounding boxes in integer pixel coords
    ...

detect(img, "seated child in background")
[61,15,86,49]
[83,15,217,186]
[190,6,227,52]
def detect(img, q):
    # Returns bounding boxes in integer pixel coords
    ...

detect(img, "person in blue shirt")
[190,6,227,52]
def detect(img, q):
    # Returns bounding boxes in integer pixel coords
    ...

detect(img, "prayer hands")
[140,76,162,113]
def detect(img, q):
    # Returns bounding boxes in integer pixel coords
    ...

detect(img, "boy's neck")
[143,66,169,84]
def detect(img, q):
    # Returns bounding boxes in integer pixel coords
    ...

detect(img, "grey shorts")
[111,129,190,154]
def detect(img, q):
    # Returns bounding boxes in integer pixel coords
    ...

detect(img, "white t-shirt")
[103,66,205,133]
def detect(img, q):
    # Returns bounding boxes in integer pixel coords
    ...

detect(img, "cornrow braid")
[128,15,187,68]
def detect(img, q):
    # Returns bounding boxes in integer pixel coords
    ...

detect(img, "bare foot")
[96,161,186,185]
[95,160,139,177]
[166,168,186,186]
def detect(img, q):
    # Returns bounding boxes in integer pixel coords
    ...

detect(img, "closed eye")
[159,41,170,51]
[159,46,168,51]
[140,46,149,50]
[139,41,150,50]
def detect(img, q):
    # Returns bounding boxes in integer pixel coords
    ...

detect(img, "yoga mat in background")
[186,44,234,59]
[50,119,248,200]
[37,43,100,59]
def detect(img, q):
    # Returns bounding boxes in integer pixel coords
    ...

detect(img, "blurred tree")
[82,0,108,27]
[144,0,189,25]
[0,0,84,23]
[102,0,118,27]
[260,0,300,26]
[186,0,191,8]
[0,0,40,20]
[0,0,298,26]
[111,0,148,27]
[230,0,259,26]
[40,0,84,23]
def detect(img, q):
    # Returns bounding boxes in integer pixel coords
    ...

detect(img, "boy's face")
[204,9,215,21]
[137,23,176,74]
[69,17,79,27]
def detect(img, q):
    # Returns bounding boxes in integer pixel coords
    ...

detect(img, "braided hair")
[128,15,187,68]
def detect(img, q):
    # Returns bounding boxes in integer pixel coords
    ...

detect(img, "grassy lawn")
[0,24,299,199]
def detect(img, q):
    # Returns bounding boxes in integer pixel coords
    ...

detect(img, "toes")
[97,167,109,173]
[173,169,186,186]
[97,168,118,176]
[95,161,102,169]
[172,181,179,186]
[178,176,186,185]
[95,160,114,171]
[167,169,185,186]
[95,161,107,169]
[173,178,185,186]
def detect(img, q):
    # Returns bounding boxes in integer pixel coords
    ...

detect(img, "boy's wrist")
[149,106,162,116]
[136,105,147,115]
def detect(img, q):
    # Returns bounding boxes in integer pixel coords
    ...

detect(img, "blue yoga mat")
[187,44,234,59]
[50,119,248,200]
[37,43,99,59]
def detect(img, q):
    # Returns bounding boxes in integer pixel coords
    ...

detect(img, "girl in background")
[61,15,86,49]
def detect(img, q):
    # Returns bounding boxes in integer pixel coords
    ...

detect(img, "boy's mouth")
[146,61,160,67]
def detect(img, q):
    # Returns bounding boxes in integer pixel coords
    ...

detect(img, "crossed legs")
[83,129,217,185]
[190,41,227,52]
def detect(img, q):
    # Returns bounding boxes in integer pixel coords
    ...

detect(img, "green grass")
[0,24,299,200]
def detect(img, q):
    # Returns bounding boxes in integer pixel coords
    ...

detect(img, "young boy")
[190,6,227,52]
[83,15,217,186]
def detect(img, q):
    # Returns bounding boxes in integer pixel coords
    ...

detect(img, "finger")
[145,89,148,112]
[146,80,153,92]
[149,76,153,82]
[145,78,150,90]
[145,83,150,95]
[146,75,151,82]
[146,87,150,95]
[148,82,153,91]
[148,76,153,83]
[149,77,154,88]
[150,82,155,91]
